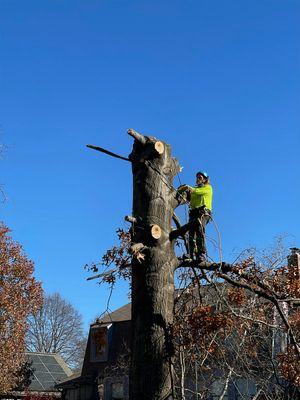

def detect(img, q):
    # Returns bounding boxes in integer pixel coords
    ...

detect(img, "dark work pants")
[188,208,211,259]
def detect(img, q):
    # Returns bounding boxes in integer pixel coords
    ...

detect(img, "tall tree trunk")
[87,129,231,399]
[128,130,180,400]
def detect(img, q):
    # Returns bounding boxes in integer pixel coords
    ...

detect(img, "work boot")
[196,253,207,263]
[180,253,192,262]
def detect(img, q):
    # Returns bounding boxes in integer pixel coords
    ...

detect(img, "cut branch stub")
[150,224,162,239]
[125,215,137,224]
[129,243,147,263]
[129,243,145,255]
[127,129,147,145]
[154,140,164,155]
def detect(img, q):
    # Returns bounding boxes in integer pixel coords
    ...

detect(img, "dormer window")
[90,323,112,362]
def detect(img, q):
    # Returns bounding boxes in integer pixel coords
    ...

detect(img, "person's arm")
[177,184,191,193]
[177,185,192,204]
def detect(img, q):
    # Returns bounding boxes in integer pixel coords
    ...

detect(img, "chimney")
[286,247,300,308]
[287,247,300,280]
[272,248,300,357]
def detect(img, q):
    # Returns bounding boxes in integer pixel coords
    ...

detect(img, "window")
[111,382,124,399]
[90,325,111,362]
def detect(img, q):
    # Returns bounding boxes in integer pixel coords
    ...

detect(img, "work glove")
[177,184,189,193]
[176,185,191,204]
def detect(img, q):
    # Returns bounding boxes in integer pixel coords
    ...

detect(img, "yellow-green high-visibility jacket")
[189,184,213,211]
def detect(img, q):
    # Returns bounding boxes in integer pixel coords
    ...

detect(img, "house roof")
[91,284,227,327]
[26,352,73,392]
[93,303,131,325]
[91,285,225,327]
[55,371,83,388]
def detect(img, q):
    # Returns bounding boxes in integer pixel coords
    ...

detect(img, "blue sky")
[1,0,299,330]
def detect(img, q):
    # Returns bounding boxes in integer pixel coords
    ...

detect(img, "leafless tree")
[26,292,87,370]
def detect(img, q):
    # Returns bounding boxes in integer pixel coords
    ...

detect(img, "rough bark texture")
[128,133,180,400]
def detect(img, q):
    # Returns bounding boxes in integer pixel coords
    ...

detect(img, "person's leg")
[196,214,210,259]
[188,210,199,259]
[189,223,196,259]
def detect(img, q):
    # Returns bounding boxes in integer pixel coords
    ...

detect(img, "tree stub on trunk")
[125,215,137,224]
[127,128,147,145]
[150,224,162,239]
[154,140,165,154]
[129,242,145,255]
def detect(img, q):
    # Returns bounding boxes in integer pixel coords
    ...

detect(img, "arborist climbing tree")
[177,171,213,261]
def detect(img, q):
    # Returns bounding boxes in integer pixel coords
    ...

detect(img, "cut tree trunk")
[128,130,180,400]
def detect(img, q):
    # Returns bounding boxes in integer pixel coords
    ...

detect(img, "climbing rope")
[173,161,189,225]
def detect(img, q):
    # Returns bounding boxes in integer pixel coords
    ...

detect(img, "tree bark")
[129,131,180,400]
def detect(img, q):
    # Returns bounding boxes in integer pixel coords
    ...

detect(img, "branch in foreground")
[176,259,232,272]
[216,271,300,357]
[86,144,130,162]
[86,268,117,281]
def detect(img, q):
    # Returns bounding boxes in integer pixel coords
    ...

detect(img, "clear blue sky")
[1,0,299,331]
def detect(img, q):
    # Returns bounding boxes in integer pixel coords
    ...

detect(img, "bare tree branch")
[86,144,130,161]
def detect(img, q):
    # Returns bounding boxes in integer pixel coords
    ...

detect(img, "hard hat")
[196,171,209,179]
